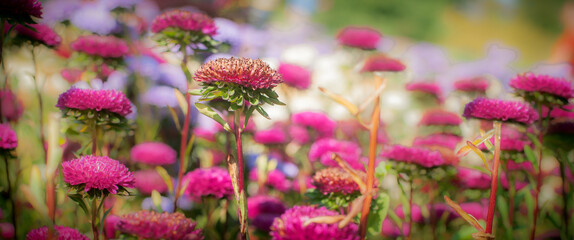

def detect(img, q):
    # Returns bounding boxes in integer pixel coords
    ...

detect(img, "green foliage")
[154,27,220,53]
[305,188,361,210]
[515,90,570,107]
[62,108,131,132]
[367,192,390,236]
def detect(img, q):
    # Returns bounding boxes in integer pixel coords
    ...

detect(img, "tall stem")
[92,123,99,156]
[358,75,383,239]
[486,121,502,234]
[506,162,516,226]
[174,47,192,210]
[558,153,569,238]
[91,198,100,240]
[530,106,548,240]
[4,156,17,240]
[407,179,414,240]
[234,110,248,240]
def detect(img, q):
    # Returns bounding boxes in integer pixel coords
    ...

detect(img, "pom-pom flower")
[71,35,129,59]
[0,124,18,150]
[62,155,135,196]
[248,195,287,231]
[462,98,539,125]
[270,205,360,240]
[0,0,42,24]
[291,111,336,140]
[130,142,177,166]
[277,63,312,90]
[454,77,489,94]
[133,170,169,195]
[456,168,490,190]
[0,89,23,122]
[26,225,89,240]
[413,134,461,150]
[543,105,574,120]
[309,138,363,170]
[336,26,381,50]
[254,127,287,145]
[381,145,446,168]
[510,72,574,105]
[406,82,442,102]
[419,109,462,126]
[151,10,216,36]
[361,54,405,72]
[183,167,234,200]
[116,211,203,240]
[249,169,292,192]
[56,87,132,117]
[312,167,366,195]
[10,23,61,47]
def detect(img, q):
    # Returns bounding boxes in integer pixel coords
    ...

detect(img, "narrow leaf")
[319,87,359,115]
[367,192,390,235]
[255,106,270,120]
[195,103,231,131]
[155,166,174,194]
[523,145,538,170]
[174,89,188,115]
[151,190,163,213]
[457,129,495,157]
[466,141,491,174]
[166,105,182,131]
[444,195,485,232]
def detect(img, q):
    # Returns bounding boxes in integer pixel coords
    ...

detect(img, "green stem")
[4,156,17,240]
[234,110,248,240]
[174,46,192,211]
[558,152,569,238]
[407,179,414,240]
[91,198,100,240]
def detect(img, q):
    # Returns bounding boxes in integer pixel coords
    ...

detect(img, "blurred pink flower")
[60,68,83,84]
[542,105,574,119]
[395,204,424,223]
[380,145,446,168]
[10,23,61,47]
[406,82,443,101]
[249,169,292,192]
[463,98,538,125]
[71,35,129,58]
[195,57,282,90]
[0,90,23,122]
[419,109,462,126]
[0,124,18,150]
[248,195,287,231]
[151,10,216,36]
[413,134,461,150]
[26,225,89,240]
[308,138,363,170]
[0,222,14,239]
[510,72,574,99]
[254,127,287,144]
[130,142,177,166]
[507,160,533,172]
[382,218,409,238]
[104,215,120,239]
[277,63,311,90]
[183,167,233,200]
[193,128,217,142]
[133,170,169,195]
[454,77,489,93]
[62,155,135,194]
[336,26,380,50]
[291,111,336,140]
[312,167,365,195]
[456,167,490,190]
[116,211,203,240]
[361,54,405,72]
[56,87,132,116]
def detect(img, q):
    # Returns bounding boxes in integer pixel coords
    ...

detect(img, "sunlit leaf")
[466,141,491,174]
[319,87,359,115]
[444,195,485,232]
[174,89,188,115]
[155,166,174,194]
[151,190,163,213]
[457,129,494,157]
[195,103,231,132]
[166,106,182,131]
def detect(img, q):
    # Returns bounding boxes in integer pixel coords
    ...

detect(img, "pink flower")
[542,105,574,119]
[151,10,216,36]
[507,160,533,172]
[510,73,574,99]
[406,82,442,101]
[133,170,169,195]
[130,142,177,166]
[270,205,360,240]
[116,211,203,240]
[419,109,462,126]
[0,223,14,239]
[254,127,287,144]
[248,195,287,231]
[361,54,405,72]
[291,111,336,139]
[454,77,489,93]
[395,204,424,223]
[382,218,409,237]
[413,134,461,150]
[12,23,61,47]
[0,90,23,122]
[26,225,89,240]
[104,215,120,239]
[380,145,446,168]
[62,155,135,195]
[308,138,363,170]
[0,124,17,150]
[500,175,528,191]
[0,0,42,22]
[194,57,282,90]
[278,63,311,90]
[249,169,292,192]
[456,167,490,190]
[193,128,217,142]
[463,98,539,124]
[60,68,83,84]
[336,26,381,50]
[457,202,487,220]
[56,87,132,116]
[71,35,129,58]
[288,125,310,144]
[479,132,531,152]
[183,167,233,200]
[312,167,365,195]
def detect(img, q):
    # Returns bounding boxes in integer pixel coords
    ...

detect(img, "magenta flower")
[289,125,310,144]
[0,0,42,23]
[291,111,336,139]
[278,63,312,90]
[183,167,234,200]
[56,87,132,117]
[457,202,487,220]
[361,54,405,72]
[382,218,409,238]
[0,223,14,239]
[336,26,381,50]
[312,167,365,195]
[0,124,17,150]
[133,170,169,195]
[413,134,461,150]
[507,160,533,172]
[510,73,574,100]
[193,128,217,142]
[248,195,287,231]
[454,77,489,93]
[463,98,539,125]
[419,109,462,126]
[542,105,574,119]
[406,82,442,101]
[308,138,363,170]
[116,211,203,240]
[194,57,282,90]
[104,215,120,239]
[12,23,61,47]
[151,10,216,36]
[249,169,292,192]
[456,167,490,190]
[254,127,287,145]
[62,155,135,195]
[130,142,177,166]
[71,35,129,59]
[381,145,446,168]
[60,68,83,84]
[26,225,89,240]
[0,90,23,122]
[395,204,424,223]
[270,205,360,240]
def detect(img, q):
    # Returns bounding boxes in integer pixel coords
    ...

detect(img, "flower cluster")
[62,155,135,195]
[195,57,282,90]
[10,23,61,47]
[312,167,365,195]
[510,73,574,105]
[26,225,89,240]
[278,63,312,90]
[183,167,234,200]
[56,87,132,117]
[0,124,18,150]
[130,142,177,166]
[361,54,405,72]
[419,109,462,126]
[309,138,363,170]
[381,145,446,168]
[336,26,380,50]
[463,98,538,125]
[116,211,203,240]
[71,35,129,59]
[151,10,217,36]
[454,77,489,93]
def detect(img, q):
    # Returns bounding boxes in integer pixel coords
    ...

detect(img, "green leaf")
[243,106,256,130]
[189,89,202,95]
[523,145,538,170]
[496,195,510,231]
[174,89,188,115]
[151,190,163,213]
[155,166,174,194]
[195,103,231,132]
[255,106,270,120]
[367,192,390,236]
[68,194,89,216]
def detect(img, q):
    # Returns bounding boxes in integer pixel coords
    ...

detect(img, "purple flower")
[133,170,169,195]
[183,167,234,200]
[62,155,135,195]
[308,138,363,170]
[381,145,446,168]
[456,167,490,190]
[213,18,241,53]
[0,124,17,150]
[249,169,292,192]
[0,90,23,122]
[43,0,81,24]
[462,98,539,124]
[11,23,61,47]
[312,167,366,195]
[56,87,132,117]
[291,111,336,139]
[510,73,574,100]
[194,57,283,90]
[278,63,312,90]
[413,134,461,150]
[130,142,177,166]
[26,225,89,240]
[0,0,42,23]
[151,10,216,36]
[254,127,287,144]
[270,205,360,240]
[141,86,180,108]
[70,3,117,35]
[116,211,203,240]
[361,54,405,72]
[248,195,286,231]
[71,35,129,59]
[454,77,489,93]
[336,26,381,50]
[419,109,462,126]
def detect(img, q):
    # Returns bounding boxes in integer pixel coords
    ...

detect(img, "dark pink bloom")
[104,215,119,239]
[419,109,462,126]
[542,105,574,119]
[458,202,487,220]
[277,63,311,90]
[382,218,409,238]
[380,145,446,168]
[0,0,42,22]
[248,195,287,231]
[194,57,282,90]
[336,26,381,50]
[183,167,233,200]
[395,204,424,223]
[0,90,23,122]
[26,225,89,240]
[454,77,489,93]
[12,23,61,47]
[151,10,216,36]
[56,87,132,116]
[0,223,14,239]
[510,72,574,99]
[60,68,83,84]
[71,35,129,58]
[288,125,310,144]
[406,82,443,101]
[456,167,490,190]
[312,168,366,195]
[133,170,169,195]
[291,111,336,139]
[462,98,539,124]
[0,124,17,150]
[116,211,203,240]
[270,205,360,240]
[507,160,533,172]
[361,54,405,72]
[130,142,176,166]
[254,127,287,144]
[249,169,292,192]
[308,138,363,170]
[413,134,462,150]
[62,155,135,194]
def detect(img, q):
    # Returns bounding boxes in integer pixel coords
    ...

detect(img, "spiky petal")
[194,57,282,90]
[62,155,135,195]
[116,211,203,240]
[183,167,233,200]
[71,35,129,59]
[380,145,446,168]
[510,72,574,99]
[151,10,216,36]
[56,87,132,117]
[26,225,89,240]
[462,98,538,125]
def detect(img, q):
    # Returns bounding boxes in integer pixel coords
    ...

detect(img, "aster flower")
[10,23,61,47]
[454,77,489,94]
[249,169,292,192]
[381,145,446,168]
[104,215,119,239]
[507,160,534,172]
[542,104,574,120]
[56,87,132,125]
[270,205,360,240]
[130,142,177,166]
[0,0,42,24]
[133,170,169,195]
[419,109,462,126]
[382,219,409,238]
[308,138,363,170]
[71,35,129,59]
[406,82,442,102]
[62,155,135,196]
[456,167,490,190]
[151,9,217,49]
[248,195,286,231]
[254,127,287,145]
[183,167,234,200]
[394,204,424,223]
[60,68,83,84]
[0,124,17,150]
[361,54,405,73]
[116,211,203,240]
[0,90,23,122]
[510,72,574,106]
[312,167,366,195]
[26,225,89,240]
[413,134,462,150]
[462,98,538,125]
[291,111,336,140]
[336,26,381,50]
[278,63,312,90]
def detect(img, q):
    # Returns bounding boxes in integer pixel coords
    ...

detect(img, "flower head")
[26,225,89,240]
[381,145,446,168]
[11,23,61,47]
[183,167,233,200]
[1,223,14,239]
[312,168,366,195]
[0,124,18,150]
[336,26,381,50]
[248,195,286,231]
[62,155,135,195]
[56,87,132,117]
[456,167,490,190]
[419,109,462,126]
[278,63,312,90]
[71,35,129,59]
[510,72,574,105]
[0,0,42,24]
[406,82,442,101]
[195,57,282,90]
[151,10,216,36]
[249,169,292,192]
[394,204,424,223]
[0,90,23,122]
[361,54,405,72]
[130,142,177,166]
[542,104,574,120]
[309,138,363,170]
[116,211,203,240]
[454,77,489,93]
[60,68,83,84]
[462,98,538,124]
[254,127,287,145]
[270,205,360,240]
[413,134,461,150]
[133,170,169,195]
[291,111,336,140]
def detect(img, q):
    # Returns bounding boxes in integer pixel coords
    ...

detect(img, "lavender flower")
[462,98,539,125]
[62,155,134,195]
[183,167,234,200]
[116,211,203,240]
[130,142,177,166]
[70,3,117,35]
[26,225,89,240]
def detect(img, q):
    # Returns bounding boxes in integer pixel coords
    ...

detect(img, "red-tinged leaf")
[444,195,485,232]
[319,87,359,115]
